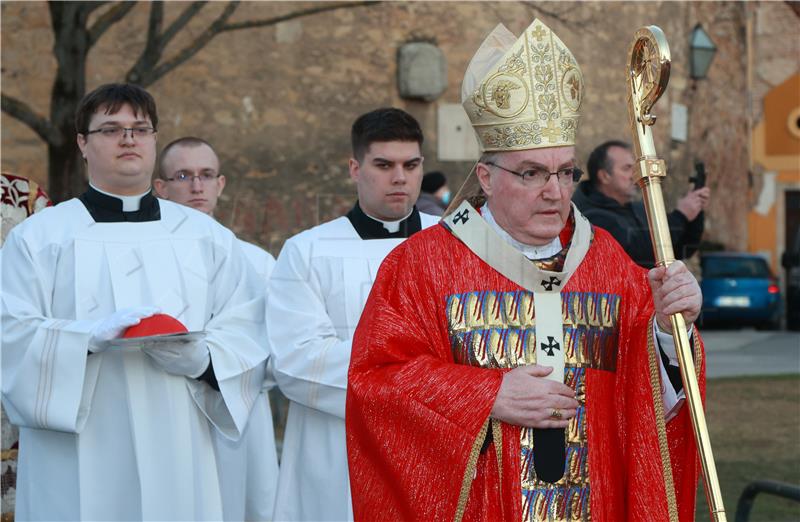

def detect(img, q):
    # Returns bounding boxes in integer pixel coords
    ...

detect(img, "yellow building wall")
[748,203,777,263]
[746,169,799,269]
[748,87,800,273]
[764,75,800,157]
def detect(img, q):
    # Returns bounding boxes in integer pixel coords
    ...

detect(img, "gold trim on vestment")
[693,329,703,380]
[646,316,679,522]
[492,418,504,492]
[455,419,490,522]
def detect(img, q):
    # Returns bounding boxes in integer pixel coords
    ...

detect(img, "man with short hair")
[154,137,278,522]
[2,84,266,521]
[267,107,439,521]
[154,136,226,216]
[572,140,710,268]
[154,137,275,277]
[347,21,703,521]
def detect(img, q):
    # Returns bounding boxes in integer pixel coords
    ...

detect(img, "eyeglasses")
[85,126,157,139]
[485,161,583,188]
[162,172,220,183]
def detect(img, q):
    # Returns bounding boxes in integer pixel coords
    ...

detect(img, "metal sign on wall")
[437,103,480,162]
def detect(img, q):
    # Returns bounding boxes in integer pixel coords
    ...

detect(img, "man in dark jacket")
[572,140,710,268]
[416,171,450,216]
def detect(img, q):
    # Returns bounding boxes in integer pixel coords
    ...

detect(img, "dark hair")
[586,140,631,184]
[351,108,423,161]
[421,171,447,193]
[75,83,158,134]
[158,136,216,179]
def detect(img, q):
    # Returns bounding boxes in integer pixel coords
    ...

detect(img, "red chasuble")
[346,221,703,522]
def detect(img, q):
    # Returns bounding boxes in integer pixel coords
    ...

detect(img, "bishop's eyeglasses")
[485,161,583,188]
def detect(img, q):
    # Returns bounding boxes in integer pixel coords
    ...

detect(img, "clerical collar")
[79,184,160,223]
[481,204,562,260]
[346,202,421,239]
[90,183,150,211]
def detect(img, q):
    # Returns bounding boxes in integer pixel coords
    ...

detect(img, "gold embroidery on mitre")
[463,19,584,152]
[473,49,530,119]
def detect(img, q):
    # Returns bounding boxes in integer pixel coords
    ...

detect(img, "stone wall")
[752,2,800,123]
[2,1,796,253]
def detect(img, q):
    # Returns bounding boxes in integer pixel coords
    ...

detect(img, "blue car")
[700,252,781,329]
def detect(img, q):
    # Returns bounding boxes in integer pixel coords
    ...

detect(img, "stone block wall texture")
[2,1,798,254]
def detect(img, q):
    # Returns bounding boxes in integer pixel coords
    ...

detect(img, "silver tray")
[108,331,206,349]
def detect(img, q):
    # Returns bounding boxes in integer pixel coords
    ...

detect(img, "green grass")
[694,375,800,521]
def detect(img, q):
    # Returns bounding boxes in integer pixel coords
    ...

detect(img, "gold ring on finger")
[550,408,563,419]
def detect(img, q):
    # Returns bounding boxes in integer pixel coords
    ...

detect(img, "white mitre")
[462,19,584,152]
[446,20,585,212]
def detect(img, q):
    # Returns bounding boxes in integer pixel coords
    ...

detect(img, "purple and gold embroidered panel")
[446,290,621,522]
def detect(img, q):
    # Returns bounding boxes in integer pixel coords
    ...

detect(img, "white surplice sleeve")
[188,235,268,441]
[1,229,99,433]
[267,235,350,420]
[239,239,278,390]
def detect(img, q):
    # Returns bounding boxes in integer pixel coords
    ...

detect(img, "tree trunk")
[47,1,91,203]
[48,140,87,203]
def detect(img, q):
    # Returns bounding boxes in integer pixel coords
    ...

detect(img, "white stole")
[442,201,592,382]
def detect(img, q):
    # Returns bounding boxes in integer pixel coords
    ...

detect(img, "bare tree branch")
[135,1,382,87]
[141,2,165,61]
[218,1,379,32]
[139,2,240,87]
[786,1,800,18]
[1,94,63,146]
[146,1,165,47]
[21,0,386,201]
[521,1,599,33]
[126,2,167,84]
[84,1,111,16]
[88,2,137,47]
[125,2,210,84]
[160,2,207,49]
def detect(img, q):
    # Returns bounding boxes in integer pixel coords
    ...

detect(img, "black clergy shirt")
[79,185,161,223]
[346,201,423,240]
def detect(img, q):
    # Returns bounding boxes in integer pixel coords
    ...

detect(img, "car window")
[702,257,770,278]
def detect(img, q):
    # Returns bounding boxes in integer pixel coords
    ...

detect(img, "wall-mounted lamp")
[689,24,717,80]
